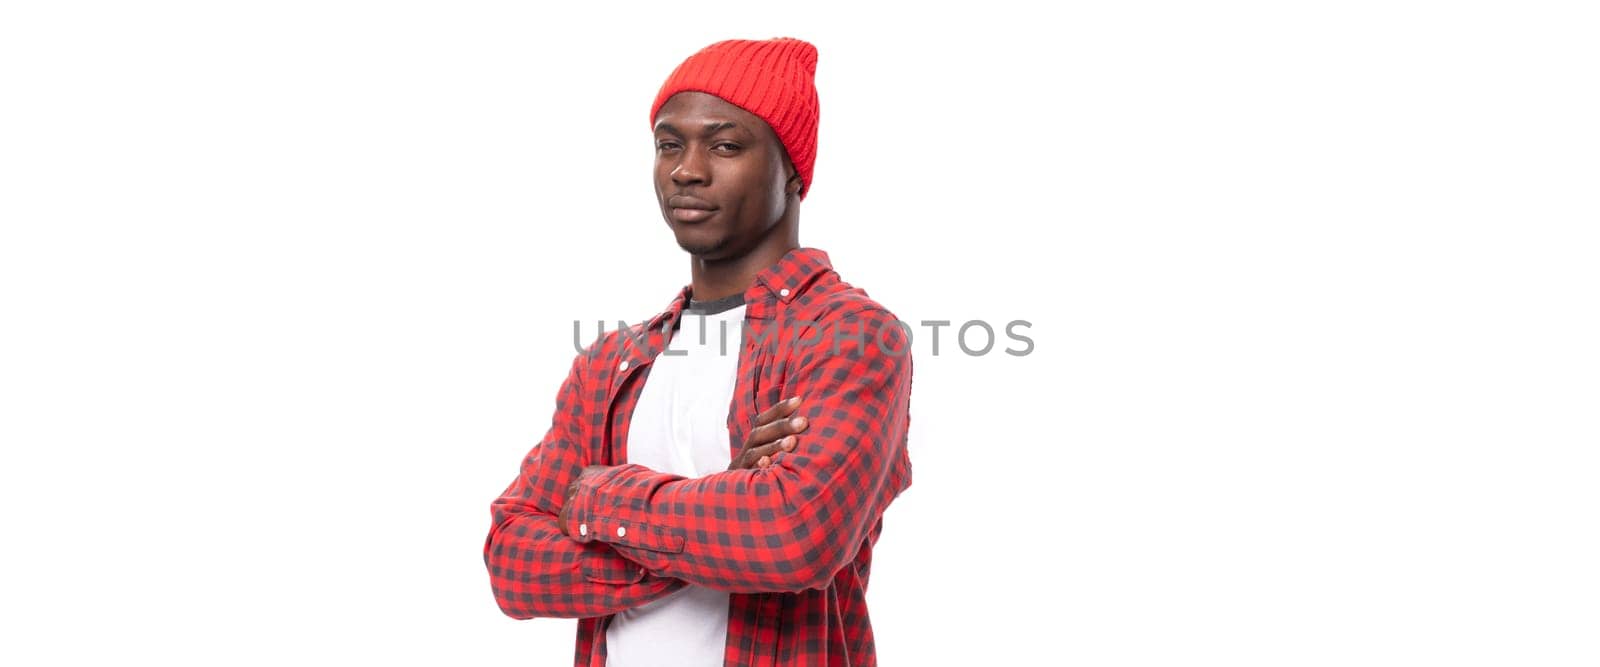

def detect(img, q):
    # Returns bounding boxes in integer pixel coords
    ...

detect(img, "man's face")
[653,91,795,260]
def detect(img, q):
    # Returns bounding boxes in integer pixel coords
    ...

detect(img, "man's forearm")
[486,499,685,619]
[559,335,912,595]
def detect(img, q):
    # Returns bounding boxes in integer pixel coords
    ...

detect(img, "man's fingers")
[756,436,800,467]
[731,436,800,469]
[739,441,784,468]
[730,397,807,471]
[760,435,797,455]
[748,413,808,446]
[750,396,802,430]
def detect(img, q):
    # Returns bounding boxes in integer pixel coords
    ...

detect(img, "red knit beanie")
[650,37,820,200]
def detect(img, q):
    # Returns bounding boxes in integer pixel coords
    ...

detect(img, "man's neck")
[688,241,799,302]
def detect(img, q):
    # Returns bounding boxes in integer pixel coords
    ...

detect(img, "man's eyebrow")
[653,121,743,136]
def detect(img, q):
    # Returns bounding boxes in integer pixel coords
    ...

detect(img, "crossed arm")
[484,352,680,619]
[484,307,912,616]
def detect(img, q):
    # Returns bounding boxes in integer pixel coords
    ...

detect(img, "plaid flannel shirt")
[485,247,914,666]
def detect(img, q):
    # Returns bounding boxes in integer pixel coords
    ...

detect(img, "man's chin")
[673,231,729,259]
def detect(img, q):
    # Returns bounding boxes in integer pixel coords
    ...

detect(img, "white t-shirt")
[604,298,745,667]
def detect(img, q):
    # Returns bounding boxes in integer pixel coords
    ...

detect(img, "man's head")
[649,38,819,260]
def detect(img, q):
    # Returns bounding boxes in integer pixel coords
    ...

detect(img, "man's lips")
[668,195,717,223]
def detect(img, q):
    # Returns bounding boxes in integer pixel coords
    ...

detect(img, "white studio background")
[1,2,1596,665]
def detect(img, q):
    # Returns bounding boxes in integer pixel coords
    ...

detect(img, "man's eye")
[712,142,740,152]
[656,141,681,151]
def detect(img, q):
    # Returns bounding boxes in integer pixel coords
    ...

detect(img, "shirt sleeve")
[560,306,914,594]
[485,349,686,619]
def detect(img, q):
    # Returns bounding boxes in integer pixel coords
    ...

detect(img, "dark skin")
[557,91,811,536]
[654,91,805,301]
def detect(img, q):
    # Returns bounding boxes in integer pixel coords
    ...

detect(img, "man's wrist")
[560,465,608,539]
[557,481,578,536]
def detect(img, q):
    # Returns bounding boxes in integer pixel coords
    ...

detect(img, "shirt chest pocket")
[725,337,791,454]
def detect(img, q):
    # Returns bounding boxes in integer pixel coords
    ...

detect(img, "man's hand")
[728,396,808,470]
[558,464,609,537]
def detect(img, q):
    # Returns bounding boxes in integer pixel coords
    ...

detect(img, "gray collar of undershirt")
[685,292,747,316]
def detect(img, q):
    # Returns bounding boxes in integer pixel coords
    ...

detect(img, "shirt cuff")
[561,465,618,542]
[563,464,686,555]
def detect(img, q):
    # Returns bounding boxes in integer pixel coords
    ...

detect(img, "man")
[484,37,913,667]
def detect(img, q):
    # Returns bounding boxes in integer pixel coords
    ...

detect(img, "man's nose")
[671,150,708,186]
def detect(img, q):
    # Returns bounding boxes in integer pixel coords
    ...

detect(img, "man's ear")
[785,171,803,196]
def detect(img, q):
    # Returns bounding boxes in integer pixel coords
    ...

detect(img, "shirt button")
[617,526,627,538]
[578,523,588,537]
[779,288,790,297]
[618,360,629,371]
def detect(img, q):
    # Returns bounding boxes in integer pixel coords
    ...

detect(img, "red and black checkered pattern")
[485,247,913,666]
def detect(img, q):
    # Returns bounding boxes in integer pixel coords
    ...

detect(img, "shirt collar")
[646,246,833,331]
